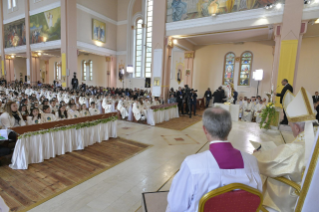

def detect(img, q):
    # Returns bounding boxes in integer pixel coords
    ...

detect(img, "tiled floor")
[29,120,292,212]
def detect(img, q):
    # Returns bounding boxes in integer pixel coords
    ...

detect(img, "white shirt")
[166,144,262,212]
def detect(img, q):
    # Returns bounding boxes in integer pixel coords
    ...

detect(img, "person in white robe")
[132,100,145,121]
[89,102,100,116]
[166,108,262,212]
[242,98,254,122]
[253,87,318,212]
[41,105,57,123]
[254,100,265,123]
[0,102,26,128]
[79,104,90,117]
[117,98,128,119]
[238,96,244,118]
[27,107,42,125]
[67,104,81,119]
[102,98,112,113]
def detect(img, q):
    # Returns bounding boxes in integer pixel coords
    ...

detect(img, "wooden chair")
[198,183,268,212]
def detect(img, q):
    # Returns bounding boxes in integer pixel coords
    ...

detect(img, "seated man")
[253,87,317,212]
[166,108,262,212]
[242,98,254,122]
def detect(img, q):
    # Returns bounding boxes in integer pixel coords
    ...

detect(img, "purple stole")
[209,142,244,169]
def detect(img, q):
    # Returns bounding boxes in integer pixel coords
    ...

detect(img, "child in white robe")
[80,104,90,117]
[55,104,68,120]
[27,107,42,125]
[117,98,128,119]
[89,102,100,116]
[102,98,112,113]
[67,104,81,119]
[41,105,57,123]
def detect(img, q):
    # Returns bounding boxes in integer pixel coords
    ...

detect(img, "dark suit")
[276,84,293,124]
[213,90,225,104]
[204,90,212,108]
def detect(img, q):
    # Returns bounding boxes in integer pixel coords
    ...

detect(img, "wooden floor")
[0,138,149,212]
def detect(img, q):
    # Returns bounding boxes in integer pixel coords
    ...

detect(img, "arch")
[238,51,253,86]
[222,52,235,85]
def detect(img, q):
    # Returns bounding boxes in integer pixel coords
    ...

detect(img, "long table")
[147,103,179,126]
[10,113,118,170]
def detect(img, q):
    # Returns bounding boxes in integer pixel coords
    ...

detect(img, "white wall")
[170,48,186,89]
[193,41,275,98]
[13,57,26,81]
[48,57,61,84]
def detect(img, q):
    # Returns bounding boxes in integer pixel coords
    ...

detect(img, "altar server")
[242,98,254,122]
[132,100,145,121]
[254,99,265,123]
[102,98,112,113]
[166,108,262,212]
[254,87,318,212]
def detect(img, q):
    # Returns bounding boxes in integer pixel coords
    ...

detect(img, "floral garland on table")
[18,116,118,139]
[259,102,276,130]
[153,105,178,112]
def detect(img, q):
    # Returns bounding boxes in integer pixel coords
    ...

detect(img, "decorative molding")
[29,1,61,16]
[302,5,319,20]
[185,38,198,46]
[3,13,26,24]
[30,40,61,51]
[77,41,126,56]
[4,45,27,54]
[166,7,285,36]
[77,4,127,26]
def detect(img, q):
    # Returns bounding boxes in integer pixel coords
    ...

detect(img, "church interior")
[0,0,318,211]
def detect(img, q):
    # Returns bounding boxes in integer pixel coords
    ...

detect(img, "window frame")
[144,0,153,78]
[82,60,87,81]
[238,51,253,87]
[55,62,61,81]
[134,18,143,78]
[222,52,236,85]
[8,0,18,13]
[89,60,93,81]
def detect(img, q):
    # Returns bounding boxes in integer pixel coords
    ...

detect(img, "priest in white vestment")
[242,98,254,122]
[254,100,265,123]
[166,108,262,212]
[253,87,318,212]
[132,100,145,121]
[102,98,112,113]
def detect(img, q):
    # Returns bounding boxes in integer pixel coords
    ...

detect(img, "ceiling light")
[173,39,178,45]
[38,52,42,56]
[11,55,15,59]
[276,3,282,8]
[315,18,319,24]
[212,13,217,17]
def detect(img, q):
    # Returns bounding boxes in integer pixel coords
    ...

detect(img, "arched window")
[238,51,253,86]
[135,19,143,78]
[89,60,93,81]
[55,62,61,80]
[144,0,153,78]
[223,52,235,85]
[82,60,87,81]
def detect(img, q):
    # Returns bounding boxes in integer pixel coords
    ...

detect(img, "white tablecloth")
[147,107,179,126]
[213,103,240,121]
[10,120,117,170]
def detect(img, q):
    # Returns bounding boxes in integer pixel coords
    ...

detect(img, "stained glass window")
[223,53,235,85]
[238,52,253,86]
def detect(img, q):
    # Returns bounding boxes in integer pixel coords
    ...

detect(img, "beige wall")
[117,25,127,51]
[170,49,186,89]
[193,41,275,98]
[29,0,60,11]
[3,0,25,21]
[77,54,108,87]
[296,37,319,94]
[116,55,126,87]
[77,9,117,51]
[77,0,117,21]
[48,57,61,84]
[132,0,142,16]
[117,0,130,21]
[13,57,26,81]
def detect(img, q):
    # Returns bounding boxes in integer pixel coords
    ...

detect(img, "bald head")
[203,107,232,140]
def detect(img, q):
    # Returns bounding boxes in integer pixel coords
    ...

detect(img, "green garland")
[18,116,118,139]
[259,102,276,130]
[153,105,177,112]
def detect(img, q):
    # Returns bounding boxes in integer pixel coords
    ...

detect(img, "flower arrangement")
[259,102,276,130]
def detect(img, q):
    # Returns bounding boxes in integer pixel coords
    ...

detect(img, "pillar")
[273,0,304,107]
[61,0,77,88]
[152,0,167,98]
[0,0,5,79]
[25,0,32,84]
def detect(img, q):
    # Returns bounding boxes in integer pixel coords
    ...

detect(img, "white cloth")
[80,110,90,117]
[9,120,118,170]
[254,104,265,123]
[132,103,142,121]
[68,109,81,119]
[242,102,255,122]
[147,107,179,126]
[41,113,57,123]
[166,150,262,212]
[26,116,41,125]
[89,108,100,116]
[117,100,128,119]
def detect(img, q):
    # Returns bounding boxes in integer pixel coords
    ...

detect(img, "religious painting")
[175,59,184,84]
[4,19,26,48]
[118,61,125,81]
[154,77,161,86]
[92,19,106,43]
[30,7,61,44]
[238,51,253,86]
[222,52,235,85]
[166,0,283,23]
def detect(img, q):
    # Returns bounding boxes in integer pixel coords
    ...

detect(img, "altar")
[213,103,240,121]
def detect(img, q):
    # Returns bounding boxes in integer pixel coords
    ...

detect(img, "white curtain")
[10,120,117,170]
[147,107,179,126]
